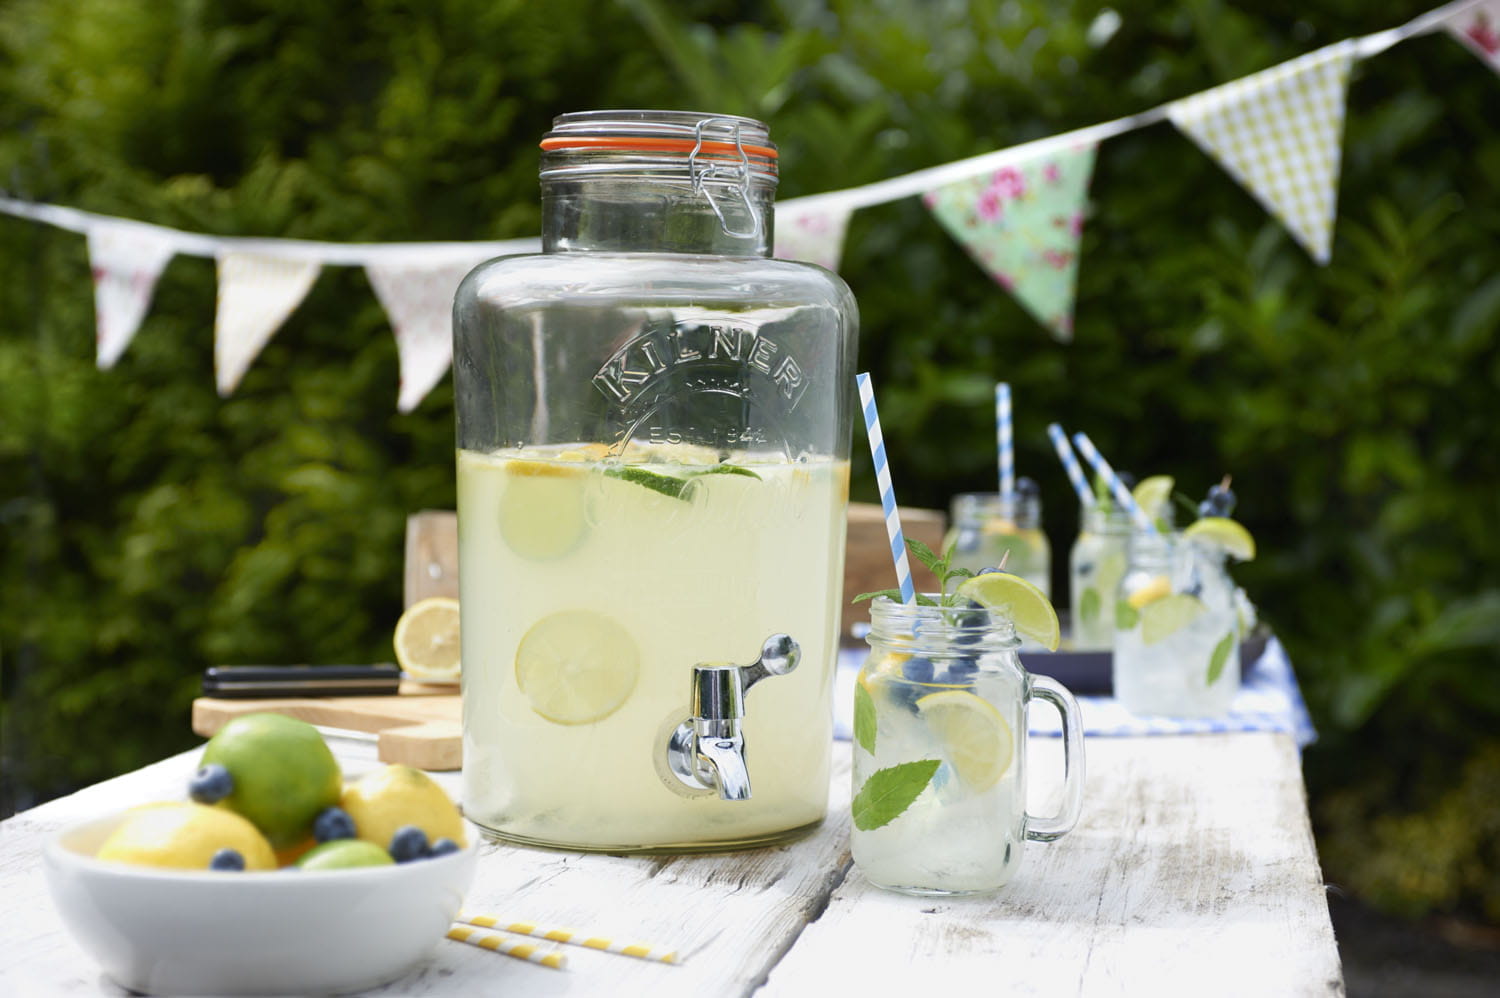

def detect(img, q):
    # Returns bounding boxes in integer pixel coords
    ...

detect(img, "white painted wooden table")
[0,731,1343,997]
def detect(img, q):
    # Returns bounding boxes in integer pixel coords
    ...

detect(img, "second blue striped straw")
[856,372,915,604]
[996,382,1014,497]
[1070,432,1156,534]
[1046,423,1092,507]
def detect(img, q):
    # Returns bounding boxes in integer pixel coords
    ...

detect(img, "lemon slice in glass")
[514,610,639,725]
[916,690,1014,790]
[954,572,1061,651]
[1131,475,1174,519]
[393,596,462,681]
[1126,575,1172,610]
[500,459,588,560]
[1183,516,1256,561]
[1139,593,1208,645]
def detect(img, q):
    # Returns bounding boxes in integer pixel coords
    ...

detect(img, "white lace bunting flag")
[1167,41,1357,264]
[365,256,489,412]
[214,252,321,396]
[86,221,177,369]
[921,143,1097,341]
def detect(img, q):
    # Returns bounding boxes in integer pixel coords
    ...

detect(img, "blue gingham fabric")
[833,636,1317,748]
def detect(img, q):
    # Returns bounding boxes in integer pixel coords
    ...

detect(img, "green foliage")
[1,0,1497,923]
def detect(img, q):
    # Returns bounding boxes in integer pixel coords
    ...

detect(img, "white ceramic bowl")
[44,811,478,996]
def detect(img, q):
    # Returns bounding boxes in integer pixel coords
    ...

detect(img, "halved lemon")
[1183,516,1256,561]
[1131,475,1174,520]
[954,572,1060,651]
[393,596,462,681]
[916,690,1014,790]
[499,459,588,560]
[514,610,639,725]
[1139,593,1208,645]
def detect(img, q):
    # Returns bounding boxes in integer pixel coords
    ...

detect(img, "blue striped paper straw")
[1046,423,1092,507]
[1071,431,1157,533]
[856,372,915,604]
[996,382,1013,497]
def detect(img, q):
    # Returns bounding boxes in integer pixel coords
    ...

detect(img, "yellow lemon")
[393,596,462,682]
[340,765,466,854]
[97,802,276,871]
[1126,575,1173,610]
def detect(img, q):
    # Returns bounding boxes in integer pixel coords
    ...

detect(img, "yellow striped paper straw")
[445,924,567,969]
[456,912,680,965]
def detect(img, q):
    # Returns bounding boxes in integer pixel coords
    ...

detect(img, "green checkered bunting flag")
[1168,41,1357,264]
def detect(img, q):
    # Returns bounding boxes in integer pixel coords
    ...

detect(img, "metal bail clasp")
[688,117,761,240]
[664,634,800,800]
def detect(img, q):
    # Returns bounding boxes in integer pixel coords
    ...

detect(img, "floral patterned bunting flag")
[922,144,1097,341]
[365,256,489,412]
[774,202,853,272]
[1445,0,1500,73]
[1167,42,1356,264]
[86,221,176,369]
[214,252,321,396]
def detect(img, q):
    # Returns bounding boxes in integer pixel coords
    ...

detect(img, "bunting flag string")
[0,0,1490,408]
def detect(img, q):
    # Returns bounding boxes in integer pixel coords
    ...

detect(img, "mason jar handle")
[1023,674,1086,842]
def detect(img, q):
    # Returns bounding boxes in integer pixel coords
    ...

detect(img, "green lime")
[340,764,467,853]
[603,466,695,501]
[1139,593,1208,645]
[514,610,640,724]
[954,572,1061,651]
[200,713,343,850]
[295,838,395,870]
[96,802,276,871]
[916,690,1014,790]
[1183,516,1256,561]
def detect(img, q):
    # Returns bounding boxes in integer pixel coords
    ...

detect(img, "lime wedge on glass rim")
[1183,516,1257,561]
[915,690,1014,790]
[1131,475,1174,519]
[954,573,1061,651]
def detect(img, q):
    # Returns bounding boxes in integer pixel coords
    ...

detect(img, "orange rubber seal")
[540,136,778,160]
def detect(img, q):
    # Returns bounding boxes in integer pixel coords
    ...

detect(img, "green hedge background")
[3,0,1497,922]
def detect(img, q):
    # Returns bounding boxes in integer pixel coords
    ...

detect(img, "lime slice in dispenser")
[1183,516,1257,561]
[499,459,588,560]
[954,573,1061,651]
[916,690,1014,790]
[515,610,639,725]
[1139,593,1208,645]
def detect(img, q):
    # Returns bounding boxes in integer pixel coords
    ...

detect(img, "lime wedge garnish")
[916,690,1014,790]
[1131,475,1174,518]
[1126,574,1172,610]
[1183,516,1256,561]
[514,610,639,724]
[1139,593,1207,645]
[954,572,1060,651]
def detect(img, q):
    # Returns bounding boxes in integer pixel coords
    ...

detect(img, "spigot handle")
[738,633,800,694]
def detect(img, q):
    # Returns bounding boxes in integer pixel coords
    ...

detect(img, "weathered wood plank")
[762,733,1343,997]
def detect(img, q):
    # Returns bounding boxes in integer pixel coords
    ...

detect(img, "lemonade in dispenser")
[452,111,858,851]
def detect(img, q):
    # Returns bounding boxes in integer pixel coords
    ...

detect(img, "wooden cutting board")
[191,682,462,771]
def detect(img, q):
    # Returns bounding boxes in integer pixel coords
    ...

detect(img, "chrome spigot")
[664,634,800,800]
